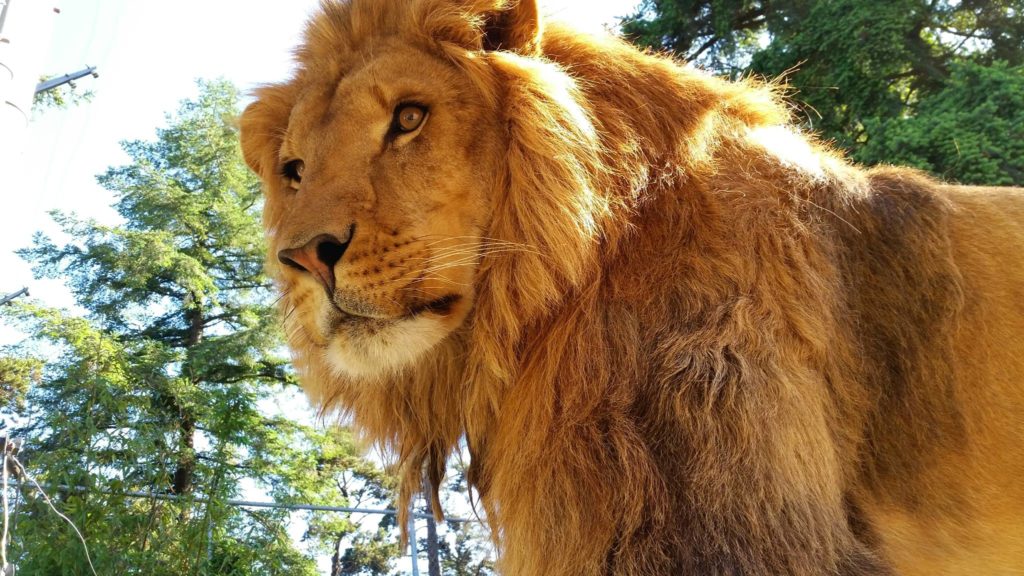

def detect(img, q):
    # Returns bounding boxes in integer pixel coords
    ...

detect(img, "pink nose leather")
[277,234,349,293]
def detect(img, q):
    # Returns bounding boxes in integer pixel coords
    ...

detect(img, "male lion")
[239,0,1024,574]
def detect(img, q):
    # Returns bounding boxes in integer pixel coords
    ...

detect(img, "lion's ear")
[238,84,294,179]
[481,0,542,54]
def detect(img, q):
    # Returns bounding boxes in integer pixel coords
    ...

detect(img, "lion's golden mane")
[239,1,1024,574]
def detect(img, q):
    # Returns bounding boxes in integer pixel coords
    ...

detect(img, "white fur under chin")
[323,314,451,379]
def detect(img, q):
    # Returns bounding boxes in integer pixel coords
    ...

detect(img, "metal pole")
[34,66,97,94]
[2,441,9,573]
[0,1,11,35]
[0,1,62,161]
[408,504,420,576]
[0,288,28,307]
[421,473,441,576]
[0,438,20,576]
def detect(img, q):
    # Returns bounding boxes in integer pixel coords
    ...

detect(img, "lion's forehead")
[283,46,473,153]
[297,0,485,74]
[294,40,462,110]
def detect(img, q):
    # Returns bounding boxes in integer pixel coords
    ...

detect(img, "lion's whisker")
[413,234,535,249]
[271,290,291,307]
[281,304,299,325]
[406,246,544,264]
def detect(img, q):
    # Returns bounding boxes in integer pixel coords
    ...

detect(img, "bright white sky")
[1,0,640,322]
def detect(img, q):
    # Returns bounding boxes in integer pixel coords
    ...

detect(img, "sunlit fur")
[239,1,1024,574]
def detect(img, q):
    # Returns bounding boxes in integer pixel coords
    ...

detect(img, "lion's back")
[848,174,1024,575]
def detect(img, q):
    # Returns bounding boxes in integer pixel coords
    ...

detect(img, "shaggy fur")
[239,1,1024,574]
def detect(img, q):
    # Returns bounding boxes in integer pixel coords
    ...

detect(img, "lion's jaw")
[285,274,467,379]
[244,40,501,380]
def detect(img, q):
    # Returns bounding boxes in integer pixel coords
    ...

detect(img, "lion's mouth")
[327,293,462,324]
[317,290,465,377]
[407,294,461,317]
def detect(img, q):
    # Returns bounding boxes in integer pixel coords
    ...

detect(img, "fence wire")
[0,436,482,576]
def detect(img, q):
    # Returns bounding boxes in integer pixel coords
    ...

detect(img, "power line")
[0,479,474,523]
[2,475,480,575]
[6,453,97,576]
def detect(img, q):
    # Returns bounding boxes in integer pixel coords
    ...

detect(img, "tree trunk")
[172,292,204,495]
[425,512,441,576]
[331,533,344,576]
[171,414,195,495]
[422,479,441,576]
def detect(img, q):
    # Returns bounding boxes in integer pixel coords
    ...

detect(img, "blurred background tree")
[622,0,1024,185]
[428,461,494,576]
[0,80,406,575]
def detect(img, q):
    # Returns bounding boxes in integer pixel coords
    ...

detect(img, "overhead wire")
[7,453,98,576]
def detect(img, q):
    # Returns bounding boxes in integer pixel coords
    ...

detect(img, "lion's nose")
[277,230,352,292]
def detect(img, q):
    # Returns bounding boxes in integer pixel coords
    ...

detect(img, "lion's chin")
[322,313,454,379]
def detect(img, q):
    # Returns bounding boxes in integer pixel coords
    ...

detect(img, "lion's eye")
[392,104,427,134]
[282,159,304,189]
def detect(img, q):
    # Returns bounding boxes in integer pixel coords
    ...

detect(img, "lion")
[238,0,1024,574]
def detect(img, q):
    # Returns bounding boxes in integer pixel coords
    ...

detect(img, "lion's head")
[240,0,607,384]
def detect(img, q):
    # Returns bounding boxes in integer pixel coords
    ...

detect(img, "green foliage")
[748,0,921,148]
[336,529,401,575]
[621,0,768,75]
[1,79,403,574]
[0,355,39,410]
[621,0,1024,186]
[857,61,1024,185]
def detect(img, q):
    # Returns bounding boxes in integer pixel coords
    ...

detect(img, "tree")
[621,0,771,75]
[1,79,400,574]
[436,521,495,576]
[0,355,39,410]
[857,61,1024,185]
[622,0,1024,185]
[429,461,494,576]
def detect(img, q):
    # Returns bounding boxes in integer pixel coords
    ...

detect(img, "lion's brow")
[369,81,390,111]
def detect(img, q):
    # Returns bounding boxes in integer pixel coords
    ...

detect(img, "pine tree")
[1,79,400,575]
